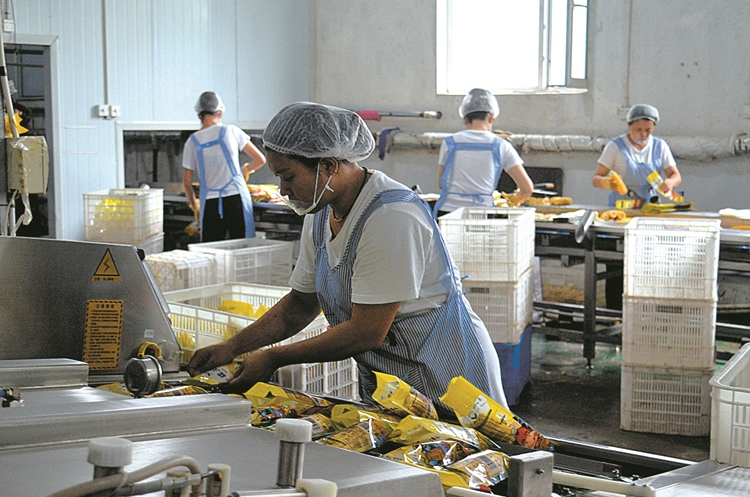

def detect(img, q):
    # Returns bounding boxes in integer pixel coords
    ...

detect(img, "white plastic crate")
[462,267,534,343]
[167,302,359,399]
[136,232,164,255]
[168,302,255,365]
[276,359,359,401]
[623,217,720,300]
[710,343,750,467]
[84,188,163,243]
[164,282,292,310]
[622,296,716,369]
[188,238,293,286]
[621,364,713,436]
[439,207,535,282]
[146,250,217,292]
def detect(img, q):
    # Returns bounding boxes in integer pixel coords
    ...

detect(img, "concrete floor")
[511,332,715,462]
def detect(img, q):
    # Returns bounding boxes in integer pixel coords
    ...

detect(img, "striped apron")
[313,188,505,417]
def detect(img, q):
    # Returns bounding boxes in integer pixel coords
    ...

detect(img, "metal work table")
[534,208,750,365]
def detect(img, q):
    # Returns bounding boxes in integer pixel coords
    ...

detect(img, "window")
[436,0,589,94]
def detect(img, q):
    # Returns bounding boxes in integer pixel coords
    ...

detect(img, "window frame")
[436,0,589,95]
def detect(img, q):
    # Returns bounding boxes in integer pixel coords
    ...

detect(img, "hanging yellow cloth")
[5,112,29,137]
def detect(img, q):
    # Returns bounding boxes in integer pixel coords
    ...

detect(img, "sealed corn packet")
[182,363,239,390]
[300,413,338,440]
[373,371,438,420]
[97,382,133,396]
[330,403,402,431]
[390,416,496,451]
[444,449,509,491]
[383,439,480,468]
[317,417,392,453]
[250,396,312,427]
[440,377,552,451]
[246,382,332,407]
[146,385,208,397]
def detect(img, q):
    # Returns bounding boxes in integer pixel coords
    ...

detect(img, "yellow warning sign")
[83,300,124,370]
[92,249,122,282]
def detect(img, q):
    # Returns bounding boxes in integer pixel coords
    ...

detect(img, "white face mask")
[274,164,334,216]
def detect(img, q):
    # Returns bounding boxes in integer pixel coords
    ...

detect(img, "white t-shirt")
[438,129,523,211]
[290,170,463,315]
[290,169,505,407]
[597,134,676,181]
[182,124,250,199]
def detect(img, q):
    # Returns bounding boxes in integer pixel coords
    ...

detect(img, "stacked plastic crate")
[84,188,164,254]
[710,341,750,467]
[188,238,294,286]
[145,250,218,292]
[438,207,536,405]
[620,217,721,436]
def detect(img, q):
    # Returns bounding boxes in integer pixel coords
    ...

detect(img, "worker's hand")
[599,174,617,191]
[242,162,255,182]
[600,172,628,195]
[186,342,237,377]
[189,202,200,220]
[223,349,278,394]
[660,177,677,194]
[501,191,522,207]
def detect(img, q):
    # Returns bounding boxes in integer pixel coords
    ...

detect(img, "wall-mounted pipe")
[381,131,750,162]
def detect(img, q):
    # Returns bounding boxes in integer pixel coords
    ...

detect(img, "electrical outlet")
[3,19,14,33]
[742,105,750,119]
[97,104,109,117]
[109,105,121,118]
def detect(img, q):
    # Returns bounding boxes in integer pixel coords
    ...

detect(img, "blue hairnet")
[459,88,500,118]
[195,91,225,113]
[263,102,375,162]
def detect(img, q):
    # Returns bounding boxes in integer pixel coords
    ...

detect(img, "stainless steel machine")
[2,236,750,496]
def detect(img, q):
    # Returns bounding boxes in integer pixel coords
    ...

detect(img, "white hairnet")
[263,102,375,162]
[195,91,225,114]
[459,88,500,118]
[627,104,659,124]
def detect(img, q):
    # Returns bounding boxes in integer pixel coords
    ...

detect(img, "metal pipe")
[382,131,750,161]
[553,470,656,497]
[102,0,110,106]
[276,439,305,488]
[274,419,312,489]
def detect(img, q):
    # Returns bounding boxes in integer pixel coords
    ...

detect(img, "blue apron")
[607,136,665,207]
[433,135,502,217]
[191,125,255,239]
[313,188,503,417]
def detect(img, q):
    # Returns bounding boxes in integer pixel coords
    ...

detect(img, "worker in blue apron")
[182,91,266,241]
[434,88,533,217]
[593,103,682,310]
[187,102,508,416]
[594,103,682,207]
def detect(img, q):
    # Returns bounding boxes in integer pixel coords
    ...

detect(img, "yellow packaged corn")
[372,371,438,420]
[389,415,496,450]
[440,376,552,451]
[330,403,402,431]
[317,418,392,453]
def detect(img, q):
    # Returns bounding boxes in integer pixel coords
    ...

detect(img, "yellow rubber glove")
[601,171,628,195]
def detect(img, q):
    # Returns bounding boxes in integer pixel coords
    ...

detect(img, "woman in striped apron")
[187,102,507,417]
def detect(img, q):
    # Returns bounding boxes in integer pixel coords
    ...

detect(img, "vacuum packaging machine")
[1,236,750,496]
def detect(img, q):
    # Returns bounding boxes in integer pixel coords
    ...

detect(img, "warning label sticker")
[83,300,123,370]
[92,249,122,282]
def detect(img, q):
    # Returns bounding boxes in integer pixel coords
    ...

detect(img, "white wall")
[10,0,311,240]
[312,0,750,211]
